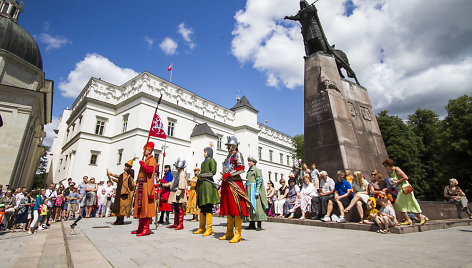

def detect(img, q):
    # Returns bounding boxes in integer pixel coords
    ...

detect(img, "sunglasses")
[371,174,377,176]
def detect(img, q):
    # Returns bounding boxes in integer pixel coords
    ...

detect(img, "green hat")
[247,156,257,164]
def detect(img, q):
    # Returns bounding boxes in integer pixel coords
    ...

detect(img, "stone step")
[267,217,472,234]
[13,228,49,267]
[61,220,112,268]
[38,222,69,268]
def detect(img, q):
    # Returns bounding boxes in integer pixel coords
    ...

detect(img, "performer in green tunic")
[193,147,220,236]
[245,156,268,231]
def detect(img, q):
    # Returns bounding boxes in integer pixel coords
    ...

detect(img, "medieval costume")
[131,142,157,236]
[219,136,251,243]
[245,156,268,231]
[157,165,173,225]
[107,159,135,225]
[163,159,188,230]
[186,168,200,222]
[193,147,220,237]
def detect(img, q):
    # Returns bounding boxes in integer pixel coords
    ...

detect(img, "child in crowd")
[67,187,79,220]
[361,197,379,224]
[97,188,107,217]
[372,196,397,234]
[38,199,48,230]
[54,188,63,222]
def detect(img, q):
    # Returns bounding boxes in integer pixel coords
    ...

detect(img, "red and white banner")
[149,111,167,139]
[168,63,173,71]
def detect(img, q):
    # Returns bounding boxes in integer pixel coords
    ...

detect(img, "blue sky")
[17,0,472,146]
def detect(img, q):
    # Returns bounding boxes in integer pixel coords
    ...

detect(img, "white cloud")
[39,33,71,50]
[43,116,59,147]
[144,36,154,49]
[232,0,472,117]
[159,37,178,55]
[58,53,138,98]
[177,22,196,49]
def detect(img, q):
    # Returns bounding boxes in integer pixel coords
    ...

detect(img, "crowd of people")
[1,152,471,236]
[0,176,116,234]
[265,159,472,233]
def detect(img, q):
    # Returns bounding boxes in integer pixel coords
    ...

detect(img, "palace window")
[286,155,290,166]
[280,153,283,164]
[90,152,99,165]
[217,135,222,150]
[275,173,278,182]
[117,149,123,165]
[269,150,273,162]
[154,150,161,166]
[268,171,272,181]
[167,119,175,137]
[258,146,262,160]
[95,119,105,135]
[122,114,129,133]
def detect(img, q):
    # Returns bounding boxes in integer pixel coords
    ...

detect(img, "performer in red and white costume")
[219,136,248,243]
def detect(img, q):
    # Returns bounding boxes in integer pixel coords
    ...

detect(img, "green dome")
[0,15,42,70]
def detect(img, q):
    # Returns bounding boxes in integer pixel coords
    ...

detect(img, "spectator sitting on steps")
[444,178,472,219]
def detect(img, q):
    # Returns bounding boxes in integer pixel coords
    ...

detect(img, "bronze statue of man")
[285,0,328,56]
[285,0,360,84]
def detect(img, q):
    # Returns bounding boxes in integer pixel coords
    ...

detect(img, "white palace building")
[47,72,295,187]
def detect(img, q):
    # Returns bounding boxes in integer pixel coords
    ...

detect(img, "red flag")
[149,111,167,139]
[168,63,173,71]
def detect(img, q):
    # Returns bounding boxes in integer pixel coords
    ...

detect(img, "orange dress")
[133,154,157,219]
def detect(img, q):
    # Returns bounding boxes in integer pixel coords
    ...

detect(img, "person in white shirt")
[44,184,57,226]
[288,175,318,220]
[105,181,115,217]
[310,164,320,189]
[274,179,288,217]
[97,181,106,194]
[14,188,26,209]
[97,188,107,217]
[312,171,335,220]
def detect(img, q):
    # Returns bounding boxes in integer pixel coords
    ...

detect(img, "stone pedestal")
[304,53,388,178]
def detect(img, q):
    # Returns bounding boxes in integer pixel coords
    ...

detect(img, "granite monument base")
[304,53,388,178]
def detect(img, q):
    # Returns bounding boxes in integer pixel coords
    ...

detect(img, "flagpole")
[155,139,167,229]
[160,140,167,180]
[170,68,173,83]
[142,94,163,160]
[138,94,162,229]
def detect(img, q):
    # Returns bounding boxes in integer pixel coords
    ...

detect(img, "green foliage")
[32,146,49,189]
[377,110,427,199]
[407,109,443,200]
[291,134,304,162]
[441,95,472,197]
[375,94,472,200]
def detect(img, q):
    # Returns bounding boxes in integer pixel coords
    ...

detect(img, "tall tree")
[291,134,304,162]
[407,109,443,200]
[442,95,472,197]
[377,110,428,199]
[32,146,49,189]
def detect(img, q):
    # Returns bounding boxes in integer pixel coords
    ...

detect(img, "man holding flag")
[131,96,166,236]
[131,142,157,236]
